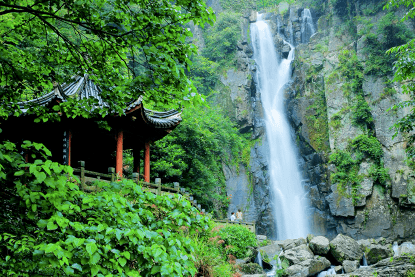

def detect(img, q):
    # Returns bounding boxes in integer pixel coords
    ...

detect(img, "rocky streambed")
[238,234,415,277]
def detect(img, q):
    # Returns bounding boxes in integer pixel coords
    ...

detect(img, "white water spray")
[251,14,310,240]
[301,9,316,43]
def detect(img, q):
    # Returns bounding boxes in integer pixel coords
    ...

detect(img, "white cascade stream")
[251,13,310,240]
[301,8,316,43]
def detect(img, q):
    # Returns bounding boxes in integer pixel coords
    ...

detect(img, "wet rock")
[258,243,282,266]
[284,264,309,277]
[301,257,331,275]
[334,265,343,274]
[365,244,394,265]
[239,263,264,275]
[326,185,355,217]
[330,234,364,263]
[249,10,257,22]
[276,238,306,250]
[336,256,415,276]
[398,242,415,256]
[280,244,314,264]
[282,43,291,59]
[309,236,330,255]
[343,260,359,273]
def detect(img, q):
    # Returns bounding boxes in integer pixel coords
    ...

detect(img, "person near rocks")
[230,212,236,222]
[236,209,243,222]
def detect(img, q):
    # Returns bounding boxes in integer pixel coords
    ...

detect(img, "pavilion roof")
[17,74,182,129]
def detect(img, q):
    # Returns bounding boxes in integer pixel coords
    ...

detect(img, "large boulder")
[284,257,331,277]
[365,244,394,265]
[342,260,359,273]
[276,238,306,251]
[258,243,282,266]
[280,244,314,265]
[301,257,331,276]
[309,236,330,255]
[337,256,415,276]
[398,242,415,256]
[239,263,264,275]
[284,264,309,277]
[330,234,364,263]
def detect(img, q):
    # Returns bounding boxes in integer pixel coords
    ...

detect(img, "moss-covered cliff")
[205,0,415,240]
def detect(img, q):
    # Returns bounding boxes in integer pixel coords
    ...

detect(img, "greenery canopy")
[0,0,215,121]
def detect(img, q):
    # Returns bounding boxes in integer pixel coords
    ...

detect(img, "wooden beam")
[144,142,150,182]
[116,131,123,179]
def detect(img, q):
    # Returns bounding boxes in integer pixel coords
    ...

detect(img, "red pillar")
[144,142,150,182]
[68,130,72,166]
[116,131,123,179]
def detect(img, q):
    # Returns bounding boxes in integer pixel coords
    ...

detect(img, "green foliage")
[217,225,257,258]
[219,0,255,13]
[337,50,374,130]
[0,0,215,121]
[188,55,220,96]
[329,134,390,203]
[363,12,413,77]
[273,257,290,277]
[151,106,249,218]
[305,84,330,152]
[202,12,242,66]
[351,96,373,127]
[385,1,415,167]
[0,139,210,276]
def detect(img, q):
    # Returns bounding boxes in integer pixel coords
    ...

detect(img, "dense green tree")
[150,106,248,218]
[0,0,215,121]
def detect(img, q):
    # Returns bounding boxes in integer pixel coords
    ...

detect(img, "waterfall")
[362,253,368,267]
[393,242,399,256]
[301,9,316,43]
[255,251,263,268]
[251,13,309,240]
[317,266,336,277]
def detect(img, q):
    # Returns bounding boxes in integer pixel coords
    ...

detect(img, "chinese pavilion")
[0,74,182,182]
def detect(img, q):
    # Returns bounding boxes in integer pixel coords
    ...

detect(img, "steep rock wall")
[218,1,415,240]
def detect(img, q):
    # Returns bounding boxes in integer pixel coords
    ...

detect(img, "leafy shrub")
[351,96,373,128]
[0,140,210,276]
[151,106,249,218]
[218,225,257,258]
[202,12,241,65]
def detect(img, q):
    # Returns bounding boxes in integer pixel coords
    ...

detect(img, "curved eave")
[143,108,182,129]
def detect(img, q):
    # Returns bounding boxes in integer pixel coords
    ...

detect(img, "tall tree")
[0,0,215,121]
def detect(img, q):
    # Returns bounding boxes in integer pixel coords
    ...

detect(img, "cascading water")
[301,9,316,43]
[251,13,310,240]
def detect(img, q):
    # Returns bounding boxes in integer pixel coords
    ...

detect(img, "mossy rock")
[239,263,264,274]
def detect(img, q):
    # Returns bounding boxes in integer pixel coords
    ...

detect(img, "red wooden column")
[116,131,124,179]
[144,142,150,182]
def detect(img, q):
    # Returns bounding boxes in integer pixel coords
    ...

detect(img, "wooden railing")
[73,161,256,233]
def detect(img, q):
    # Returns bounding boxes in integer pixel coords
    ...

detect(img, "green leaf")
[72,263,82,271]
[122,251,130,260]
[86,242,98,256]
[91,252,100,265]
[47,221,58,230]
[151,266,161,274]
[14,170,25,176]
[118,257,127,267]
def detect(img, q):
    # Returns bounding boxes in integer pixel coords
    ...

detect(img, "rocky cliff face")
[215,1,415,241]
